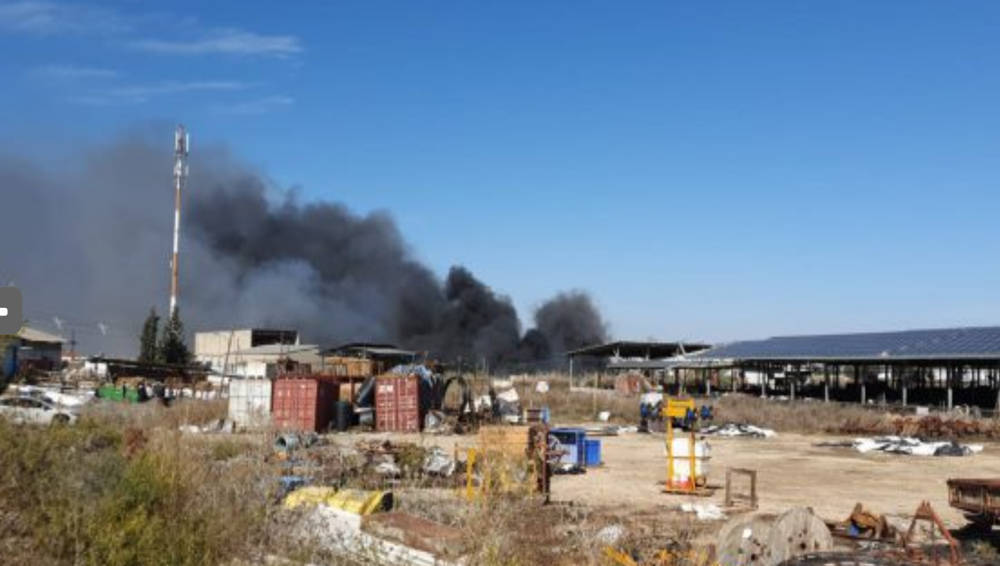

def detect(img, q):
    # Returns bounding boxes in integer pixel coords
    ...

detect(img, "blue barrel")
[585,439,602,467]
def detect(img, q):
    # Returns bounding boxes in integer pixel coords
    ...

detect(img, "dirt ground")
[340,428,1000,528]
[553,431,1000,527]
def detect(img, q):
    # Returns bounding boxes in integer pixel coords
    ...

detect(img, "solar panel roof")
[692,326,1000,361]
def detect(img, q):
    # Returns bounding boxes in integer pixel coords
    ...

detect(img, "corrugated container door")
[227,379,272,429]
[399,376,420,432]
[375,378,396,432]
[375,375,423,433]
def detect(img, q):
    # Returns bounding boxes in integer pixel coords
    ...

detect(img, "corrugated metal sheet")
[272,378,338,432]
[227,378,272,429]
[694,326,1000,361]
[375,375,421,433]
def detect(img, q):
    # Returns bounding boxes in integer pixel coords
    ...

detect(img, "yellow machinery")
[662,398,709,495]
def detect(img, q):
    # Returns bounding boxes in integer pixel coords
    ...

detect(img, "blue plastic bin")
[551,427,586,467]
[584,438,602,467]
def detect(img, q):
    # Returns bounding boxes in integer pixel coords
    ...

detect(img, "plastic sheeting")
[701,423,776,438]
[852,436,983,457]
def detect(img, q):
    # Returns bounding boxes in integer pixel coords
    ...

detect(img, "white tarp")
[701,423,776,438]
[852,436,983,457]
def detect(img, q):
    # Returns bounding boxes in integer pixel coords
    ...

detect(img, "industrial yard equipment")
[947,477,1000,528]
[662,397,712,495]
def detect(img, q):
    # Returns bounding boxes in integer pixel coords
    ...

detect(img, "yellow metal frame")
[662,398,699,494]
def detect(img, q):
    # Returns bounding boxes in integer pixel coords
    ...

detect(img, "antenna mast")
[169,125,189,317]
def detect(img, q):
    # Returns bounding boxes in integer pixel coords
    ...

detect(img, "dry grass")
[712,394,887,435]
[80,398,228,430]
[508,373,639,424]
[0,399,329,566]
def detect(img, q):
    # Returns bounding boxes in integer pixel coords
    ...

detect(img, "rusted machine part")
[527,423,554,499]
[947,478,1000,527]
[778,551,914,565]
[901,501,961,566]
[845,503,893,540]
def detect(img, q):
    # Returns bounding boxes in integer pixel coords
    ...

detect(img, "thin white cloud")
[72,80,248,105]
[132,28,303,57]
[219,95,295,115]
[0,1,128,35]
[33,64,118,79]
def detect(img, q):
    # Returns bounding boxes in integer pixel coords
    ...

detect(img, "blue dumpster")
[584,438,602,467]
[551,427,586,467]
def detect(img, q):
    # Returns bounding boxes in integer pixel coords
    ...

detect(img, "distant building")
[194,328,307,378]
[223,343,322,379]
[325,342,416,373]
[2,326,65,376]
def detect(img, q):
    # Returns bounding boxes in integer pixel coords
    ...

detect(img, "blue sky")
[3,1,1000,343]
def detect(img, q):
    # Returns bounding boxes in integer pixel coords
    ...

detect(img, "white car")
[0,396,78,425]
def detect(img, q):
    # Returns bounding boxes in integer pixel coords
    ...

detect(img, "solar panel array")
[694,326,1000,360]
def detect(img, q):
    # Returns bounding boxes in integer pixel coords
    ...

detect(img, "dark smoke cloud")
[533,291,609,353]
[0,129,607,366]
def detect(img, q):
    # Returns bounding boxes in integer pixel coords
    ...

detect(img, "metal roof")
[231,344,319,356]
[568,340,711,359]
[325,342,415,358]
[692,326,1000,362]
[17,327,65,344]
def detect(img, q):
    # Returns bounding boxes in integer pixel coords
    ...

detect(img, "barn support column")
[757,366,767,399]
[901,367,908,407]
[858,365,866,405]
[823,365,830,403]
[947,366,954,410]
[995,362,1000,412]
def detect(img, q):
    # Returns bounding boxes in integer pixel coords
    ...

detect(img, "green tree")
[158,309,190,365]
[137,308,160,363]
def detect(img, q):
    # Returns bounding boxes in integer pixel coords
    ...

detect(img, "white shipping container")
[228,378,273,429]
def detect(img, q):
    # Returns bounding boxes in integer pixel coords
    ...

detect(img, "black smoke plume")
[0,129,607,366]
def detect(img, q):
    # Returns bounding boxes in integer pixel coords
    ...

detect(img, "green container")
[97,384,140,403]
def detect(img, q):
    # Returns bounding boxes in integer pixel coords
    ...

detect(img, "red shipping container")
[271,378,339,432]
[375,375,422,433]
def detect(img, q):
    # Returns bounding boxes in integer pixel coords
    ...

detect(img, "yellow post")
[465,448,477,501]
[663,398,696,492]
[688,430,696,489]
[666,414,674,488]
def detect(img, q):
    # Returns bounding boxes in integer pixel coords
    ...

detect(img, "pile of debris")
[355,439,457,479]
[890,414,999,439]
[838,413,1000,440]
[701,423,776,438]
[854,436,983,456]
[819,436,984,457]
